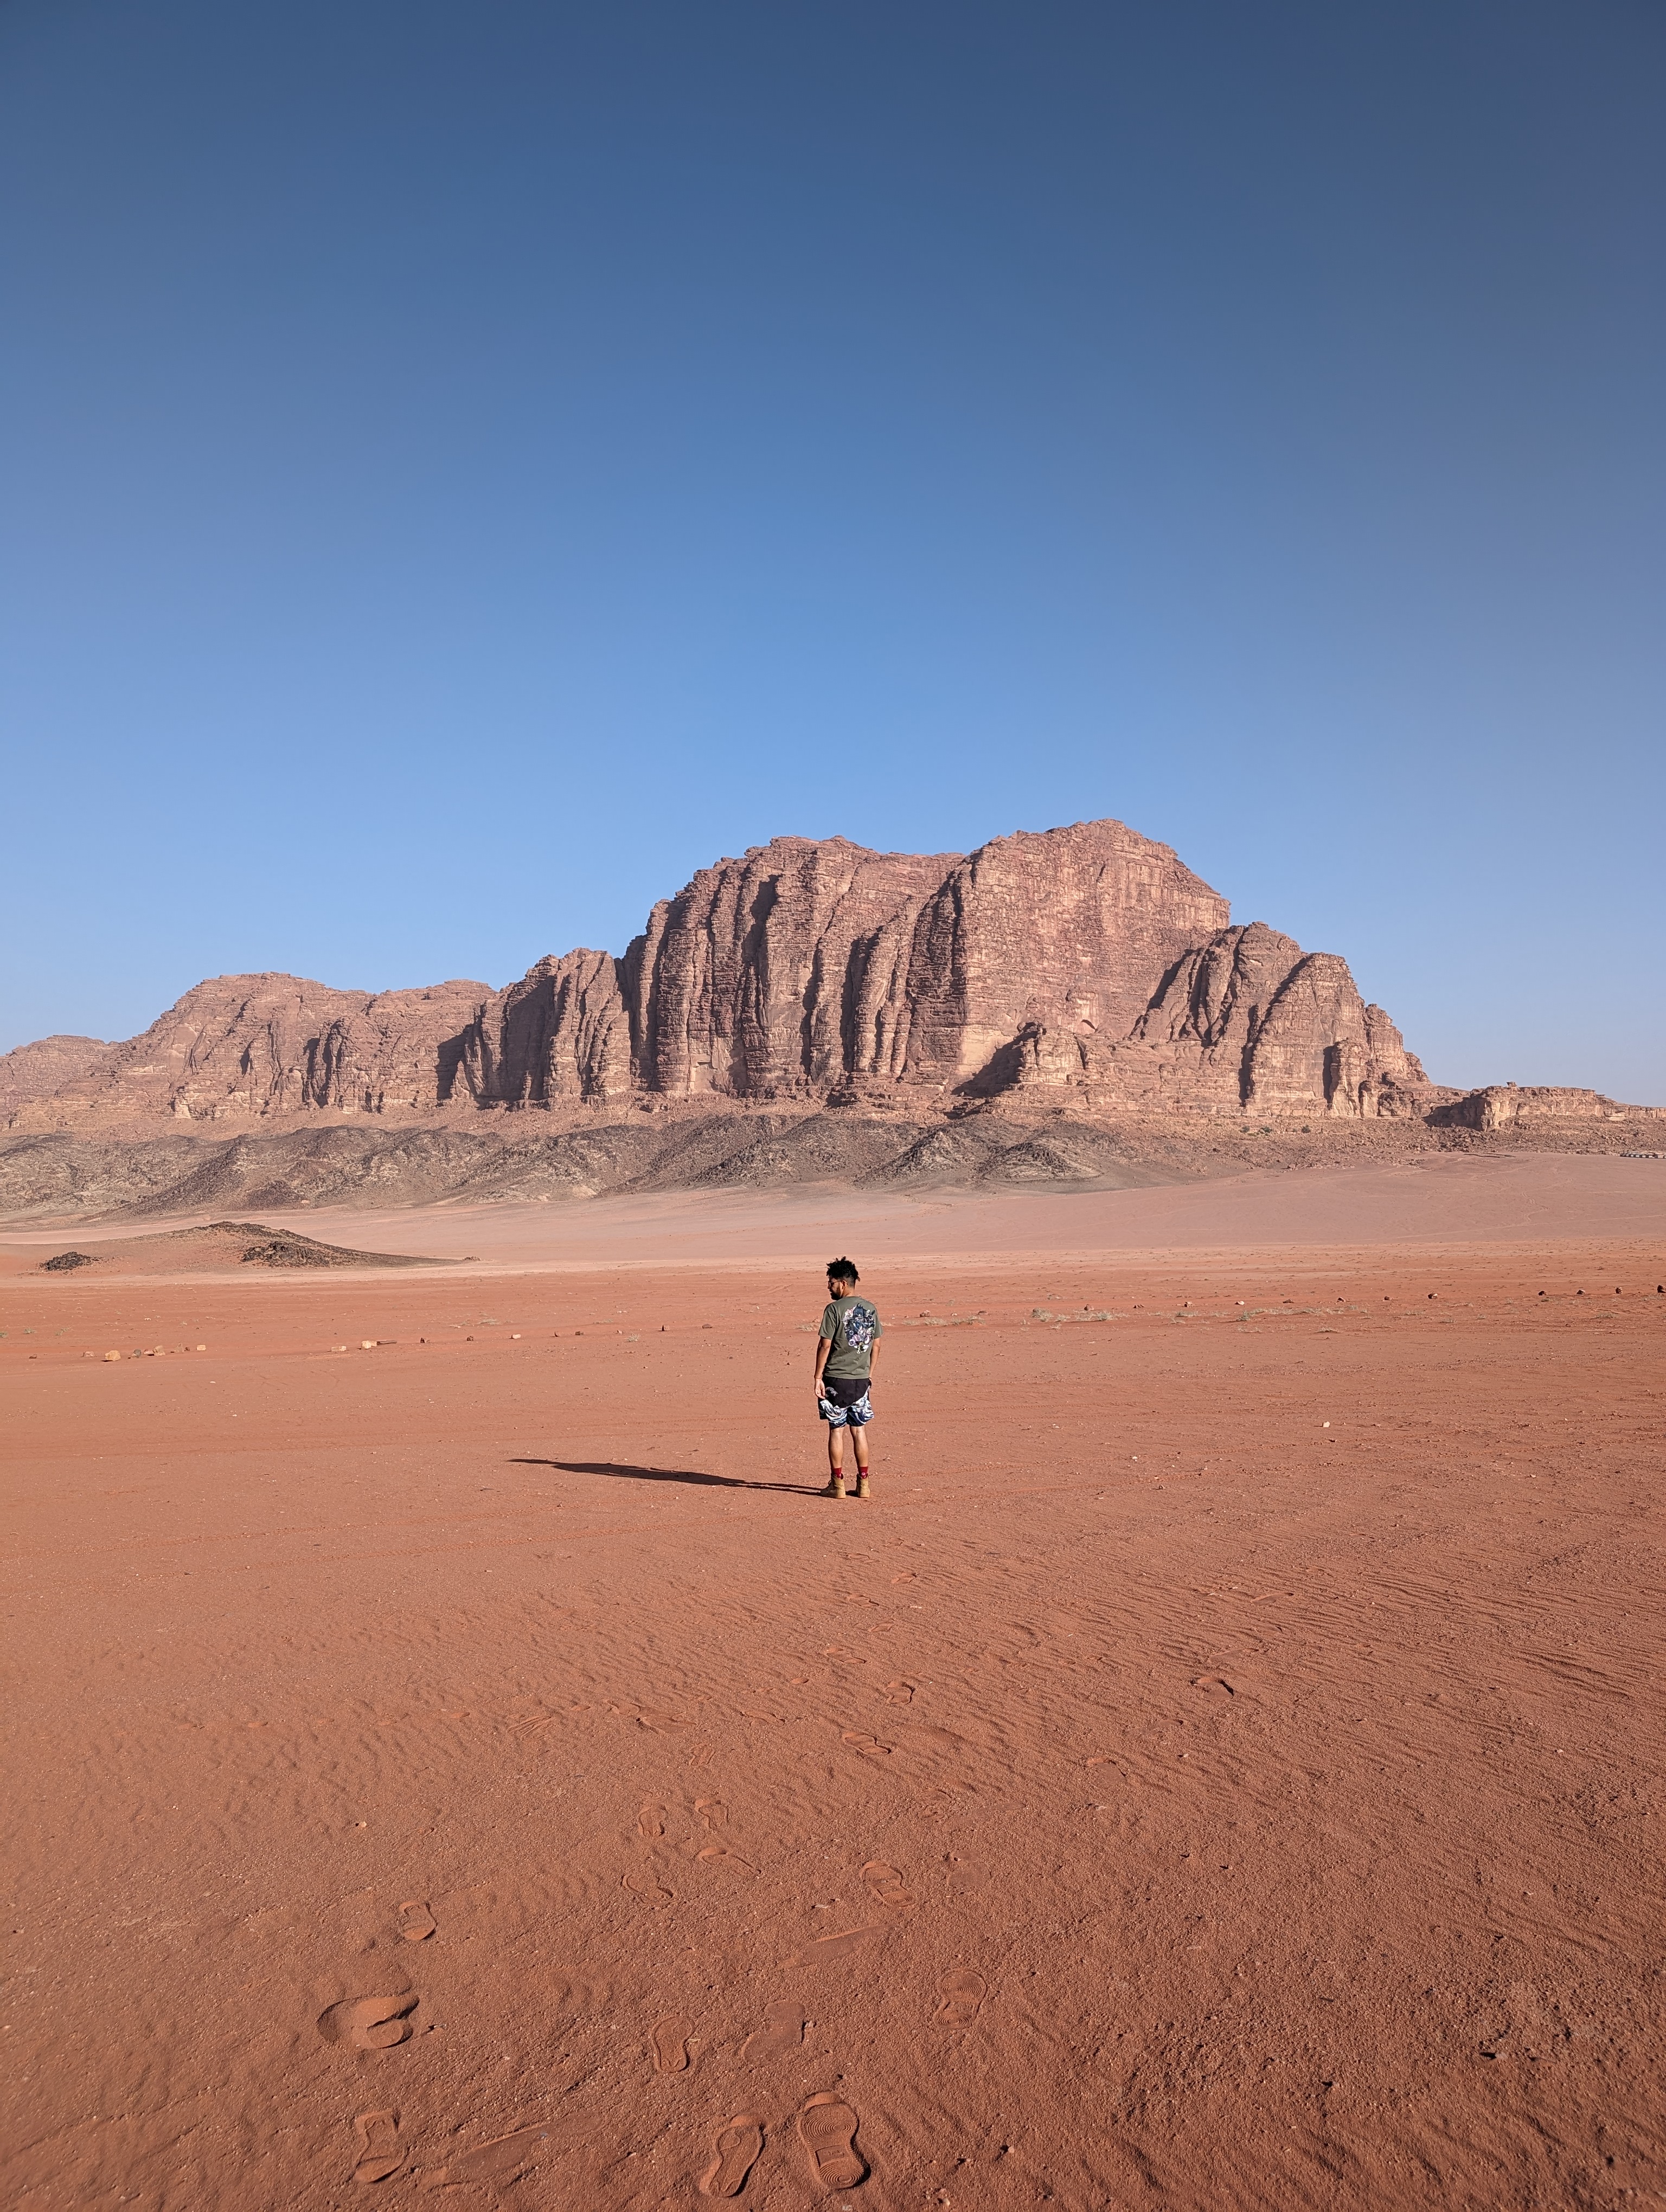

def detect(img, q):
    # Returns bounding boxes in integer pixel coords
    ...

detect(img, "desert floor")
[4,1155,1664,2210]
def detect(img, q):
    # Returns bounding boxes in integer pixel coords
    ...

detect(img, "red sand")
[4,1159,1664,2208]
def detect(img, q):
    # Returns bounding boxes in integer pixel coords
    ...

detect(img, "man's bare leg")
[824,1421,846,1497]
[851,1424,870,1498]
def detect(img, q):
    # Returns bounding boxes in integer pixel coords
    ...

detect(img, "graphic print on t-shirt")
[821,1295,882,1380]
[841,1303,876,1353]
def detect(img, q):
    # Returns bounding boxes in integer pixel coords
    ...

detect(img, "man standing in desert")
[813,1257,881,1499]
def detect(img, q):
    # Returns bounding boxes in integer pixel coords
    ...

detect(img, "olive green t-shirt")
[819,1294,882,1380]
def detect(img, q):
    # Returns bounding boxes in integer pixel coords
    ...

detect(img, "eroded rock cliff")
[0,1034,112,1122]
[452,949,633,1107]
[3,976,491,1128]
[632,837,960,1097]
[14,815,1632,1137]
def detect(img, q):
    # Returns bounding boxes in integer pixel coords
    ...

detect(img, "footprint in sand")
[398,1901,436,1942]
[638,1802,668,1839]
[319,1995,420,2050]
[841,1731,893,1758]
[881,1680,916,1706]
[792,1925,882,1965]
[353,2109,404,2184]
[426,2123,552,2187]
[651,2017,693,2074]
[934,1969,987,2027]
[623,1871,676,1907]
[944,1856,990,1900]
[1192,1675,1236,1697]
[862,1861,917,1913]
[697,1847,755,1874]
[695,1796,728,1830]
[798,2093,867,2191]
[740,2002,804,2060]
[700,2114,765,2199]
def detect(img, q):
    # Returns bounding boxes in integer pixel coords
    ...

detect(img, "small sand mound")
[30,1220,452,1276]
[193,1220,452,1268]
[229,1227,422,1269]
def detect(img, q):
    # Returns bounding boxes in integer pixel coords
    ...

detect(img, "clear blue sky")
[3,1,1662,1098]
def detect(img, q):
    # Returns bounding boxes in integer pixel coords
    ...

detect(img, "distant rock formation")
[0,1034,111,1121]
[2,818,1655,1134]
[452,948,634,1107]
[1429,1084,1662,1132]
[976,919,1432,1119]
[1,978,489,1126]
[632,835,964,1097]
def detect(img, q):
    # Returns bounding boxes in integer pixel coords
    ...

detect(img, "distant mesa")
[1426,1085,1651,1133]
[2,820,1656,1145]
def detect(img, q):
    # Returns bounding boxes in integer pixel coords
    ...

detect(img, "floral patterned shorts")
[817,1375,874,1428]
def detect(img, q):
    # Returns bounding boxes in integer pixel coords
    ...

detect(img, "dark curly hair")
[825,1256,860,1285]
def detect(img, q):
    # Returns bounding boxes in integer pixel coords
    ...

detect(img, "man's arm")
[813,1334,830,1395]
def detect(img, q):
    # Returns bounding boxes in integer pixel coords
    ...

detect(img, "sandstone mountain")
[2,818,1456,1130]
[3,819,1654,1149]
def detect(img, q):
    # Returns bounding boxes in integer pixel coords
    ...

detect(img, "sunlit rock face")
[1,817,1463,1127]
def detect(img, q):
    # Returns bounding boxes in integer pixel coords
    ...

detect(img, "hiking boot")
[855,1475,872,1500]
[823,1476,847,1500]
